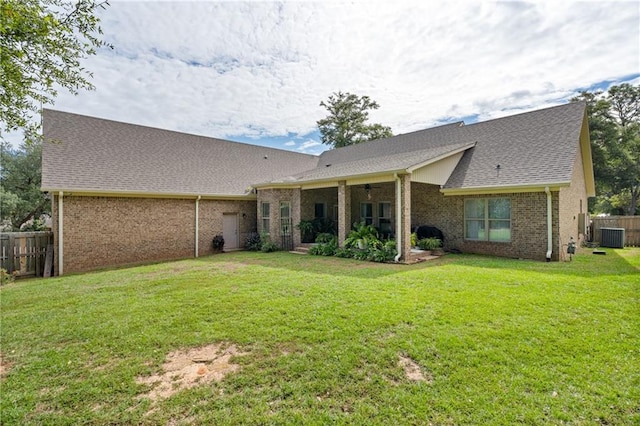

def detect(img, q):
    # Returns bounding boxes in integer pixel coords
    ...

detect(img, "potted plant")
[417,237,442,254]
[212,234,225,253]
[344,221,379,249]
[296,220,315,243]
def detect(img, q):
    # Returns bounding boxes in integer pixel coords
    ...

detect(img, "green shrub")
[259,233,279,253]
[345,221,379,249]
[212,234,225,251]
[335,247,354,258]
[0,268,15,286]
[417,237,442,250]
[309,235,338,256]
[245,232,262,251]
[296,220,315,243]
[315,233,334,243]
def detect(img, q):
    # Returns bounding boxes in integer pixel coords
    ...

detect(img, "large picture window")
[465,198,511,242]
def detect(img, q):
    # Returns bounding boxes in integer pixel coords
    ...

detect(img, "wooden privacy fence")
[0,232,53,278]
[591,216,640,247]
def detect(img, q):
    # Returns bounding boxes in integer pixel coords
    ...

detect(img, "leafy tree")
[572,83,640,215]
[317,92,393,148]
[0,140,50,230]
[1,0,111,140]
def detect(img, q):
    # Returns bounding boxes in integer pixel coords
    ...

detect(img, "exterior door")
[223,213,239,250]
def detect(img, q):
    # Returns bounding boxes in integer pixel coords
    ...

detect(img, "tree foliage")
[0,0,111,140]
[0,140,50,230]
[572,83,640,215]
[317,92,393,148]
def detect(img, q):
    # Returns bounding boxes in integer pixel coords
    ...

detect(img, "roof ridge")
[43,109,318,159]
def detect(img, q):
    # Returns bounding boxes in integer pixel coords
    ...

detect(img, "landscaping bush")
[212,234,225,252]
[259,233,279,253]
[417,237,442,250]
[245,232,262,251]
[344,221,379,249]
[308,234,338,256]
[367,240,398,263]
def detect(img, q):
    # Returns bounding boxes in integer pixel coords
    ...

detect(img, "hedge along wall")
[51,195,257,275]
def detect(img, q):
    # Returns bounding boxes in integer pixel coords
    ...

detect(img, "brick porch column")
[338,181,351,247]
[400,174,412,262]
[292,188,302,247]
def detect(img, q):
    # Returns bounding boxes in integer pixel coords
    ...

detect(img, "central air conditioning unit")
[600,227,625,248]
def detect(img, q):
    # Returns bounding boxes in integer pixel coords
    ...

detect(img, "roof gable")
[442,101,588,191]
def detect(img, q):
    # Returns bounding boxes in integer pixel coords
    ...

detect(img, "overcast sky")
[14,0,640,154]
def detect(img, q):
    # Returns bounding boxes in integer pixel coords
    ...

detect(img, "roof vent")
[325,164,331,167]
[264,155,268,159]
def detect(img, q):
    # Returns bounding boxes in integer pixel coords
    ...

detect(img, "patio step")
[289,244,314,255]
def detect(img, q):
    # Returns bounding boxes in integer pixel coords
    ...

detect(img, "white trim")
[545,186,553,261]
[406,142,476,172]
[58,191,64,276]
[40,188,255,200]
[394,174,402,263]
[441,182,570,196]
[195,196,201,257]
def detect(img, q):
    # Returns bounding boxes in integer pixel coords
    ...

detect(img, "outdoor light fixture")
[365,184,372,200]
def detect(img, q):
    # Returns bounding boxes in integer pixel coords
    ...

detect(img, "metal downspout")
[195,196,201,258]
[58,191,64,275]
[545,186,552,261]
[394,174,402,263]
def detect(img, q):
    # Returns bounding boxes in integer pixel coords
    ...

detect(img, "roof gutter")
[58,191,64,276]
[545,186,553,261]
[195,196,201,258]
[39,188,255,200]
[394,173,402,263]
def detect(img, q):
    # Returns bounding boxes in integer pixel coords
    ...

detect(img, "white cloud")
[34,0,640,151]
[284,141,296,146]
[297,140,322,154]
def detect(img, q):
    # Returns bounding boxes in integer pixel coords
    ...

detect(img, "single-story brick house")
[42,101,594,274]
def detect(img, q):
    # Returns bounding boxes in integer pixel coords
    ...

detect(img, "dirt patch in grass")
[0,353,12,377]
[136,343,247,402]
[398,354,432,383]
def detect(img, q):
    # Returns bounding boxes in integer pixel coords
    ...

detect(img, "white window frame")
[464,198,511,242]
[360,202,373,225]
[261,202,270,234]
[280,201,291,236]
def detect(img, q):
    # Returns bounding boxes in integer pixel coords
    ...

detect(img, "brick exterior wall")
[348,182,396,227]
[256,188,301,248]
[197,199,257,255]
[559,149,588,253]
[411,183,561,261]
[52,195,256,274]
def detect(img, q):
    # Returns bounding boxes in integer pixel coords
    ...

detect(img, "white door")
[223,214,239,249]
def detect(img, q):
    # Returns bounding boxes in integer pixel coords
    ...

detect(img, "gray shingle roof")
[267,101,587,188]
[42,110,318,197]
[42,101,588,196]
[442,101,586,189]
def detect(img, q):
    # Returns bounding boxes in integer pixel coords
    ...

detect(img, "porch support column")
[337,181,351,247]
[292,188,302,247]
[399,174,412,262]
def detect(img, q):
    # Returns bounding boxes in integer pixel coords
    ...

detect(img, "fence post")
[7,234,15,274]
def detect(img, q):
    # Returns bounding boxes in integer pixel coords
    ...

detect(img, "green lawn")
[1,248,639,425]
